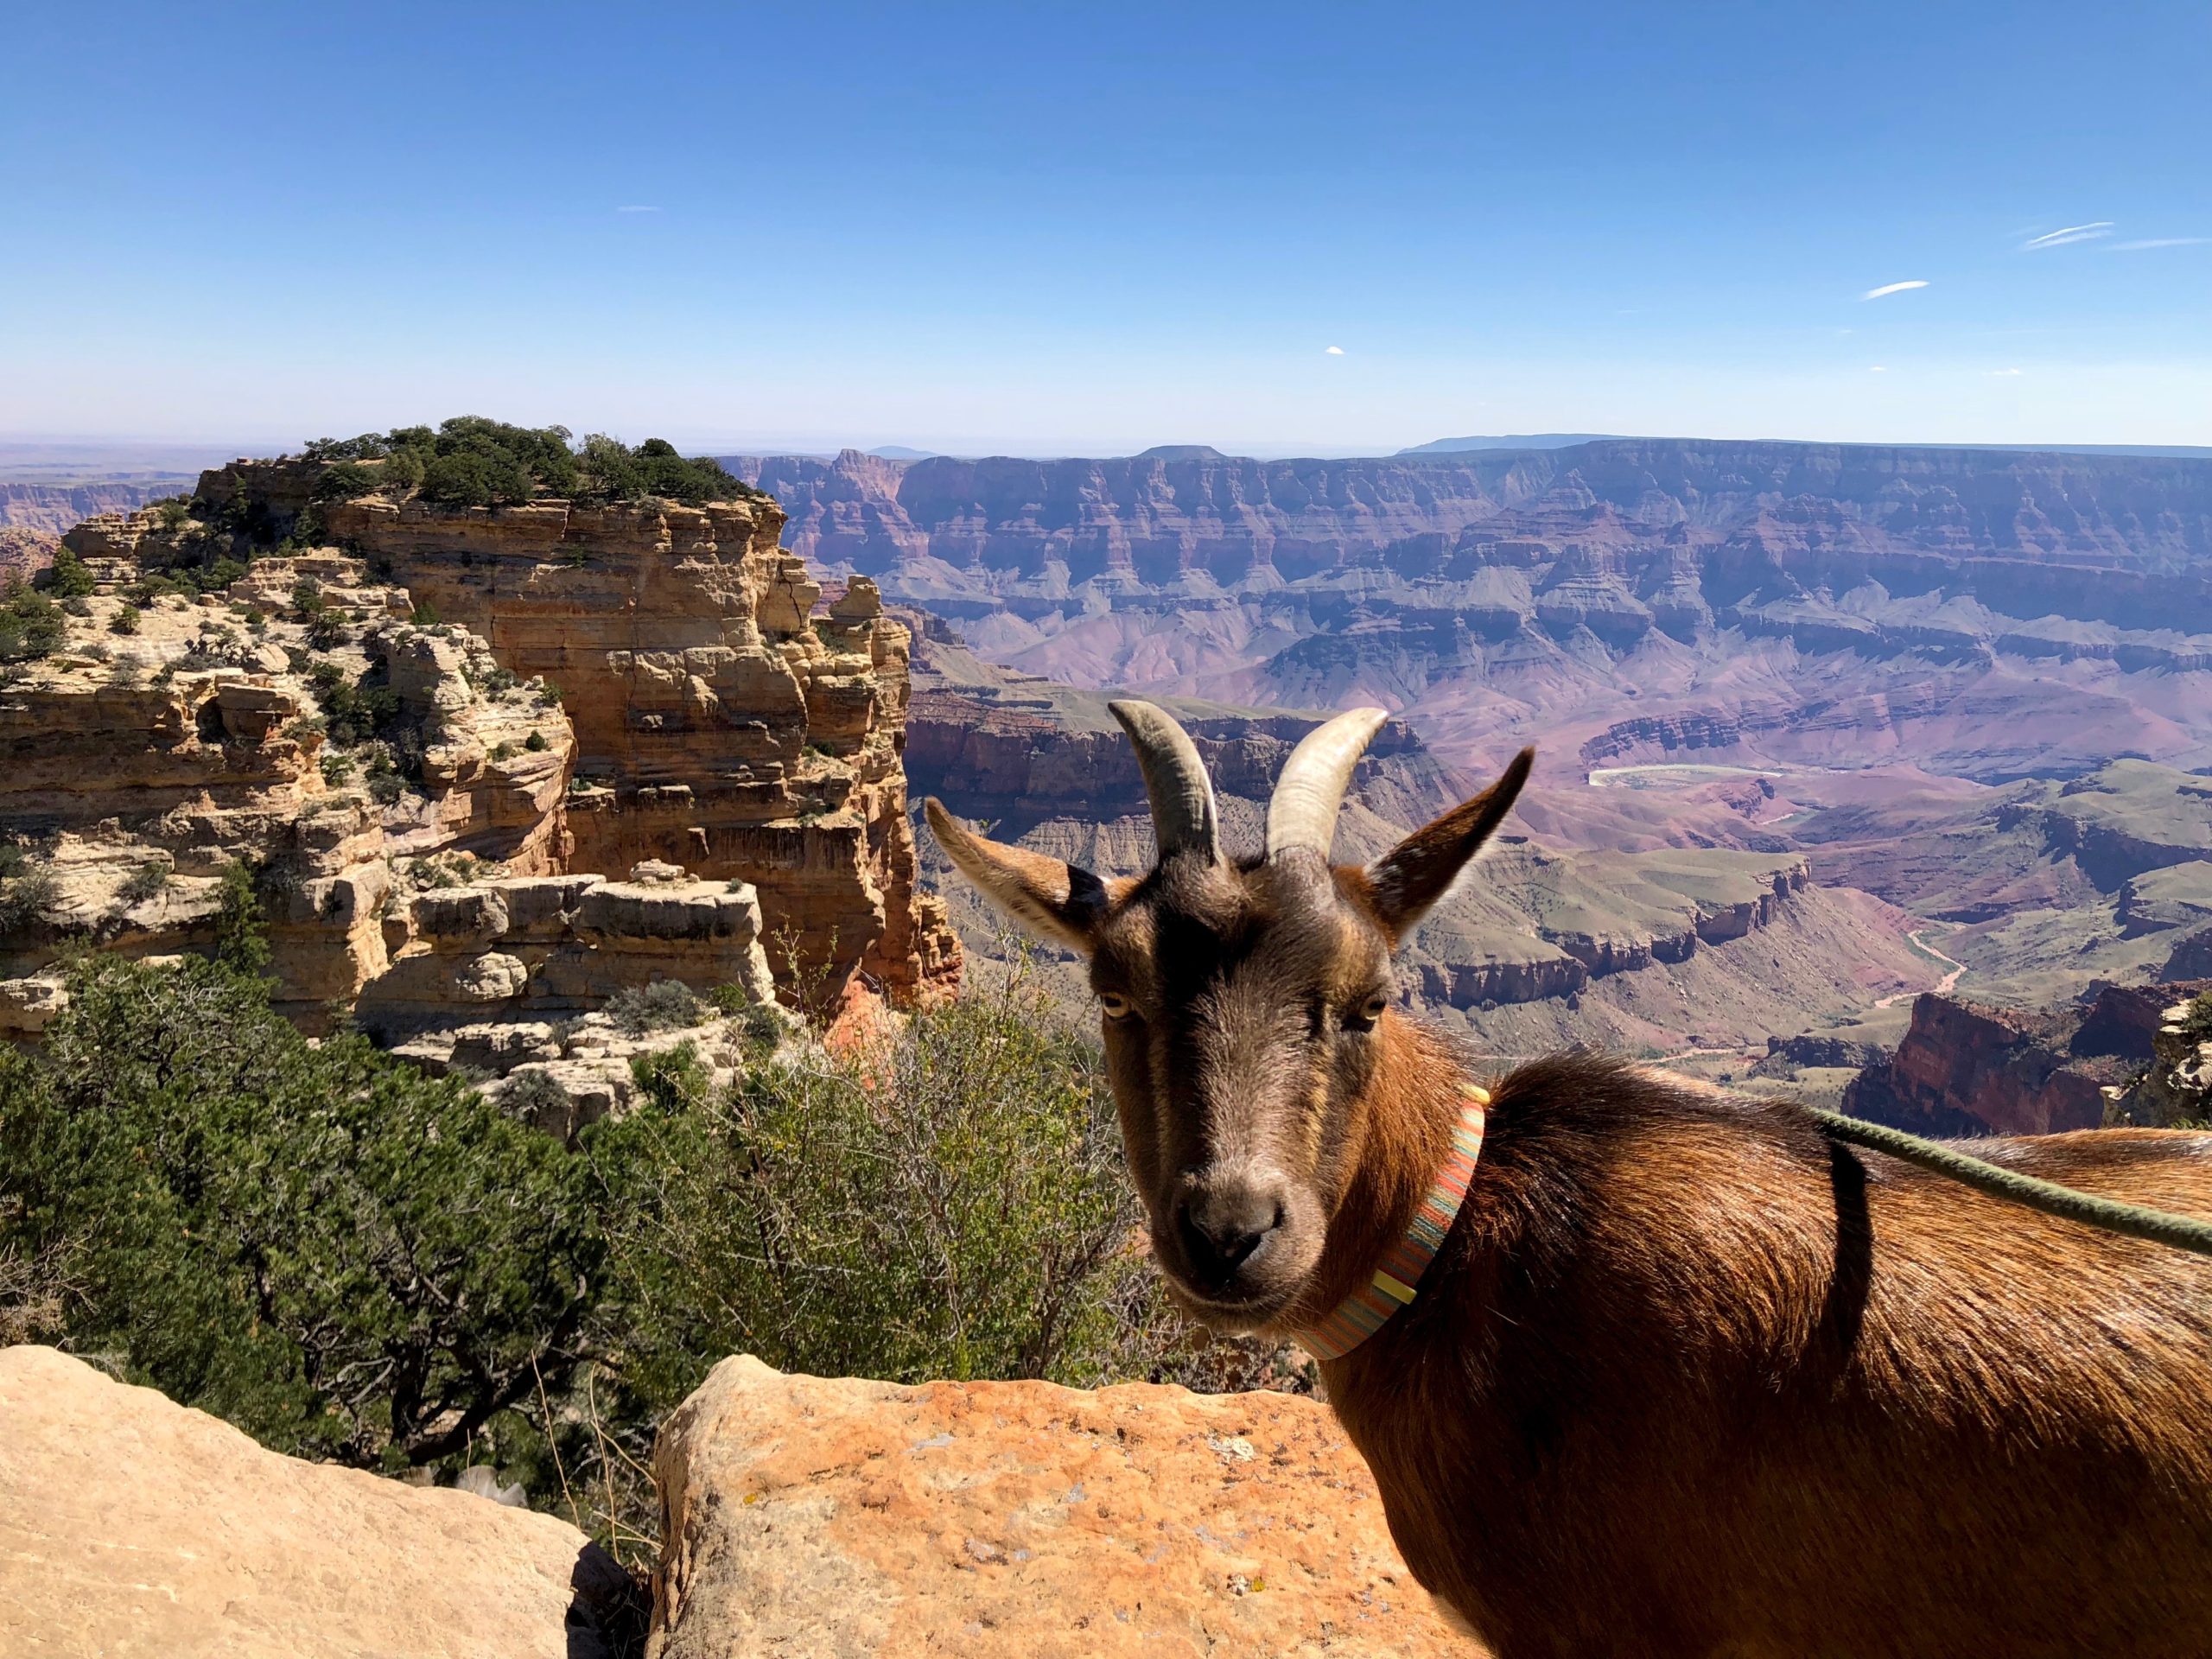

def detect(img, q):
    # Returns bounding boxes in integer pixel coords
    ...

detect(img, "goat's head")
[926,702,1532,1332]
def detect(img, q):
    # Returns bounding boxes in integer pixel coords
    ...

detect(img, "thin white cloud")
[1863,280,1929,300]
[1868,365,1888,372]
[1986,367,2024,377]
[615,205,662,214]
[2019,222,2112,251]
[1325,346,1345,355]
[2110,236,2209,251]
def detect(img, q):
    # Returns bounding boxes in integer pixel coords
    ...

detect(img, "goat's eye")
[1098,991,1135,1020]
[1345,991,1389,1032]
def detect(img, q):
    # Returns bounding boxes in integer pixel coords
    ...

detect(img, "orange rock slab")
[652,1356,1463,1658]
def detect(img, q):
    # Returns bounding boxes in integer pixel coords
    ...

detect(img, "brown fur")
[1327,1039,2212,1656]
[929,756,2212,1656]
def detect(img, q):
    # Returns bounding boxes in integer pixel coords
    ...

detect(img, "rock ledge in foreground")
[652,1354,1459,1658]
[0,1344,632,1657]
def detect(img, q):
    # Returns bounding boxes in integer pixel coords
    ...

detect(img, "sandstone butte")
[0,1346,1460,1658]
[3,464,957,1046]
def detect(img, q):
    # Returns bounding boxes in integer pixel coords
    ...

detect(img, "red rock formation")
[1841,993,2125,1135]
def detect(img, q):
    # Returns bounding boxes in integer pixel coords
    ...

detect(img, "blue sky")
[3,1,2208,454]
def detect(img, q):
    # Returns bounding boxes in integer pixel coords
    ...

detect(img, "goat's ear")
[1363,748,1534,939]
[925,798,1111,957]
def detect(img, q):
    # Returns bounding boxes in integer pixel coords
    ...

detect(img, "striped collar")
[1294,1081,1490,1363]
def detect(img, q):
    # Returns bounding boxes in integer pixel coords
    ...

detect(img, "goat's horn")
[1267,707,1389,860]
[1108,699,1222,864]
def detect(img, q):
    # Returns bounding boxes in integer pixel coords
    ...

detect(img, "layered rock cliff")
[0,543,588,1026]
[735,441,2212,783]
[0,479,188,534]
[3,467,958,1039]
[27,462,960,1019]
[1838,983,2202,1136]
[309,480,955,1003]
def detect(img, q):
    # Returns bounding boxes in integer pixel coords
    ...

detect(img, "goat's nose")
[1176,1179,1287,1288]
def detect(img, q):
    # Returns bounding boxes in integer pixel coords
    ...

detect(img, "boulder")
[651,1355,1459,1658]
[0,1344,636,1656]
[0,974,69,1036]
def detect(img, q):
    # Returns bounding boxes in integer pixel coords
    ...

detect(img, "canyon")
[734,440,2212,787]
[904,628,1942,1058]
[745,437,2212,1090]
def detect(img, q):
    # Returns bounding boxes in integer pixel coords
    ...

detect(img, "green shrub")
[0,582,65,664]
[497,1067,577,1139]
[0,862,60,932]
[313,461,380,500]
[419,450,533,509]
[380,448,425,492]
[118,862,171,905]
[587,966,1181,1396]
[0,956,602,1474]
[604,980,704,1035]
[302,434,391,461]
[213,860,270,977]
[305,610,351,651]
[524,728,549,752]
[308,660,404,749]
[630,1039,712,1114]
[38,548,96,599]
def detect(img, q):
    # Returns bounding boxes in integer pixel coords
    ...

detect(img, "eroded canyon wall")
[308,475,958,1003]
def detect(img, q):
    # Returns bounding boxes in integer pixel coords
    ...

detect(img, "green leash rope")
[1808,1108,2212,1258]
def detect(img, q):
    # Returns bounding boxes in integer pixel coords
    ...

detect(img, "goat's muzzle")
[1158,1166,1314,1323]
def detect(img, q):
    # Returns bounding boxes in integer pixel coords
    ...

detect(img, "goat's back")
[1329,1055,2212,1659]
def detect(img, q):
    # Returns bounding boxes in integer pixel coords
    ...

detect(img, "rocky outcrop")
[355,863,775,1032]
[0,540,591,1020]
[0,1344,637,1657]
[306,485,955,1004]
[1764,1031,1888,1069]
[1840,993,2137,1136]
[36,464,961,1016]
[652,1355,1458,1658]
[2103,995,2212,1128]
[1996,762,2212,888]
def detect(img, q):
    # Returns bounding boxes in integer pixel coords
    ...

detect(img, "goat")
[927,702,2212,1658]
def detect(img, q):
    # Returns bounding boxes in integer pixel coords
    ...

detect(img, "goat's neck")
[1291,1014,1471,1332]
